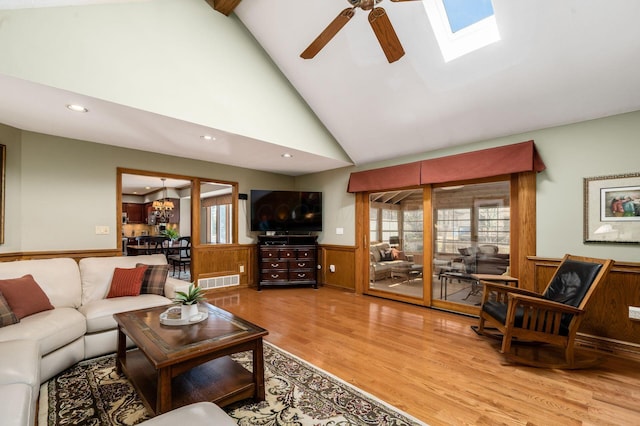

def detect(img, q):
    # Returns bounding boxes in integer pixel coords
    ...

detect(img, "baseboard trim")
[576,333,640,362]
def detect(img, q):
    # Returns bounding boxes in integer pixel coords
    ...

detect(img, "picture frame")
[583,172,640,244]
[0,144,4,245]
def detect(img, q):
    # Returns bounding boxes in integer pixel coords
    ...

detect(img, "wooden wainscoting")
[528,256,640,359]
[0,249,121,263]
[317,244,357,290]
[192,243,255,289]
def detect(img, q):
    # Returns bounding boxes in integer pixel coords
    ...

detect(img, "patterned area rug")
[38,342,427,426]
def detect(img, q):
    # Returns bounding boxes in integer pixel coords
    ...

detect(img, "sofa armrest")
[164,277,189,300]
[0,340,40,388]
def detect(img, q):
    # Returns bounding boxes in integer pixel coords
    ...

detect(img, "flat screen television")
[250,190,322,233]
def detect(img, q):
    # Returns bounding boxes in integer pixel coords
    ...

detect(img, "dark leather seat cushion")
[482,260,602,337]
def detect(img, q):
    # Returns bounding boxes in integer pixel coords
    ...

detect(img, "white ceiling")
[121,174,231,196]
[2,0,640,176]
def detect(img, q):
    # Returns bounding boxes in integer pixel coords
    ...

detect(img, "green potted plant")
[161,227,180,241]
[174,283,205,319]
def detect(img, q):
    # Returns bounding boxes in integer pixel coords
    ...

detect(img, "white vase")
[181,303,198,320]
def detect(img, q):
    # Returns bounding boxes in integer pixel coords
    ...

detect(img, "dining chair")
[149,236,170,258]
[168,236,191,278]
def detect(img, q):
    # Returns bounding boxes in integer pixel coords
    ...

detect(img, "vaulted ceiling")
[1,0,640,176]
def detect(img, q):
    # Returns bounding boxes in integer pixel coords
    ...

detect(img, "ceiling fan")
[301,0,420,63]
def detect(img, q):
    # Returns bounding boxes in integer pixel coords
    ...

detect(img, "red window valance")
[347,162,421,193]
[347,140,546,193]
[420,140,546,184]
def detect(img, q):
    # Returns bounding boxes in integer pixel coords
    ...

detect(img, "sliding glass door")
[367,189,424,300]
[363,179,511,313]
[431,181,510,310]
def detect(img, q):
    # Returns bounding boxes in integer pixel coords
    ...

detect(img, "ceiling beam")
[204,0,242,16]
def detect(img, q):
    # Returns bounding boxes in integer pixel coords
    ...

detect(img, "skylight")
[423,0,500,62]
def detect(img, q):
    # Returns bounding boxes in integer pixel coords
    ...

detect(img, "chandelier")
[152,178,174,223]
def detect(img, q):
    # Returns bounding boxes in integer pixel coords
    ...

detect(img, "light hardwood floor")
[207,286,640,425]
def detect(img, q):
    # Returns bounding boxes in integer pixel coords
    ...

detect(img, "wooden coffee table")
[114,303,268,416]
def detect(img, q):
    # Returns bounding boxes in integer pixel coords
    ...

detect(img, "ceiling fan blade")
[368,7,405,63]
[301,8,355,59]
[205,0,242,17]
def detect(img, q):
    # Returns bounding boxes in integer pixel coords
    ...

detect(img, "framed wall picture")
[583,172,640,244]
[0,144,4,245]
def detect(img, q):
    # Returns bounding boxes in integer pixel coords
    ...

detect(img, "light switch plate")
[95,226,109,235]
[629,306,640,320]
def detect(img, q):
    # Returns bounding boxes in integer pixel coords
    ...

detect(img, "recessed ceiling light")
[66,104,88,113]
[201,135,216,141]
[145,186,151,190]
[282,153,293,158]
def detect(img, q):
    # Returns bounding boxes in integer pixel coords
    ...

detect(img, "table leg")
[440,275,449,300]
[253,338,265,401]
[157,367,172,414]
[116,326,126,374]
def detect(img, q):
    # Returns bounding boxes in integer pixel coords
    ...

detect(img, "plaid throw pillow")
[106,266,147,298]
[0,291,18,327]
[137,263,169,296]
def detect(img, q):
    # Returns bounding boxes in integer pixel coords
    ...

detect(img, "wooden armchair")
[476,254,613,368]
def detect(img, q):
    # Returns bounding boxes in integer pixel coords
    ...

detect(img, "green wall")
[0,125,294,252]
[298,110,640,263]
[3,110,640,263]
[0,0,348,163]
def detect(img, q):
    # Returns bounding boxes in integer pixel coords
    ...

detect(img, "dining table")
[126,244,182,256]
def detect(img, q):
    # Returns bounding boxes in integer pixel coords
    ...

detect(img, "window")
[403,207,424,253]
[423,0,500,62]
[204,204,231,244]
[435,208,471,254]
[476,203,510,253]
[200,185,233,244]
[381,209,399,243]
[370,207,379,242]
[368,189,424,299]
[432,181,510,305]
[443,0,495,32]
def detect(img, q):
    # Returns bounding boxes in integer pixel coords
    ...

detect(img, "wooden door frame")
[117,168,239,281]
[355,172,537,313]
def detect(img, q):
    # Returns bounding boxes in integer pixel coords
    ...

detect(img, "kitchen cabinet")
[122,203,145,223]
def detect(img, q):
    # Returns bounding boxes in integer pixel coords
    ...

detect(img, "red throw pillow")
[0,274,54,319]
[391,248,406,261]
[106,266,148,298]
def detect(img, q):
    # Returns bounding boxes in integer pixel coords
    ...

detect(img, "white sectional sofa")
[0,254,235,426]
[0,340,40,426]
